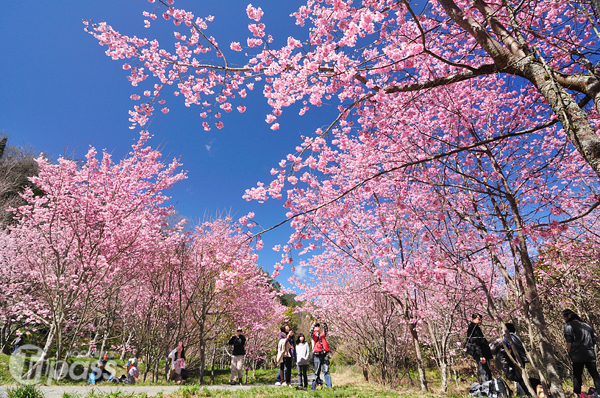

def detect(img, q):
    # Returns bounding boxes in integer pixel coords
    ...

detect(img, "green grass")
[6,385,45,398]
[190,368,278,386]
[170,384,446,398]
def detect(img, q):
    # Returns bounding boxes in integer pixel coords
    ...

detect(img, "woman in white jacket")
[295,333,310,390]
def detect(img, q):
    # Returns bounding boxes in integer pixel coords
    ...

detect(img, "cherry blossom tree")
[86,1,600,396]
[4,131,185,378]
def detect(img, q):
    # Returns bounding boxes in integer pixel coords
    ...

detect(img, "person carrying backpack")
[310,318,332,389]
[491,323,533,396]
[563,309,600,398]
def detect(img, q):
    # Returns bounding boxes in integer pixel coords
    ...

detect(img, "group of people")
[89,343,186,385]
[466,310,600,398]
[88,357,139,384]
[227,319,332,389]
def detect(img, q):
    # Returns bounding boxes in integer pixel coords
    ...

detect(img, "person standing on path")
[466,313,493,383]
[295,333,310,390]
[228,327,246,385]
[563,309,600,397]
[274,325,289,386]
[310,319,332,388]
[276,329,294,387]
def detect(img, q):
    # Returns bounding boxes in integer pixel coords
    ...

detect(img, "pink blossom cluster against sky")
[0,0,336,283]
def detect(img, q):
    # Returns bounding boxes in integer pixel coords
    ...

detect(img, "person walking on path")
[228,327,246,385]
[466,313,493,383]
[310,319,332,388]
[563,309,600,397]
[276,328,294,387]
[295,333,310,390]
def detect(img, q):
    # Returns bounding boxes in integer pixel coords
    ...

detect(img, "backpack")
[311,377,323,390]
[489,377,511,398]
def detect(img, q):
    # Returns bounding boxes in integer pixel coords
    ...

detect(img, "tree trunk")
[143,352,150,382]
[164,351,170,381]
[210,343,217,385]
[154,356,160,383]
[87,332,99,357]
[408,323,428,392]
[24,324,56,380]
[439,361,448,393]
[120,331,133,360]
[99,329,109,359]
[198,339,206,383]
[1,321,15,354]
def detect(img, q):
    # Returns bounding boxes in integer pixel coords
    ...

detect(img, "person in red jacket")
[310,318,332,388]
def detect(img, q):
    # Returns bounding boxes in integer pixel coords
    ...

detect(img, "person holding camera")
[310,318,332,388]
[228,327,246,385]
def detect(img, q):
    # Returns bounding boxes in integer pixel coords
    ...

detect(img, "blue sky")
[0,0,337,284]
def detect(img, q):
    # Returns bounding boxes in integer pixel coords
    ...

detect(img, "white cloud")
[294,266,308,279]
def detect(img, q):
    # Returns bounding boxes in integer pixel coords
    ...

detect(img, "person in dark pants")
[466,313,493,383]
[276,329,294,386]
[563,309,600,397]
[295,333,310,390]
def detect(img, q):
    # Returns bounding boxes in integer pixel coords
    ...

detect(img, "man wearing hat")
[228,327,246,385]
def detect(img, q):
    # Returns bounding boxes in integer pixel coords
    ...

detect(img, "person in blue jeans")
[310,319,331,388]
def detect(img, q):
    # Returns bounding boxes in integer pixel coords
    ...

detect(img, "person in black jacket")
[563,309,600,397]
[228,327,246,385]
[466,313,493,383]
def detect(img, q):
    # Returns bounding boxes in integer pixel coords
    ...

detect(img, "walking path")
[0,384,263,398]
[0,374,317,398]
